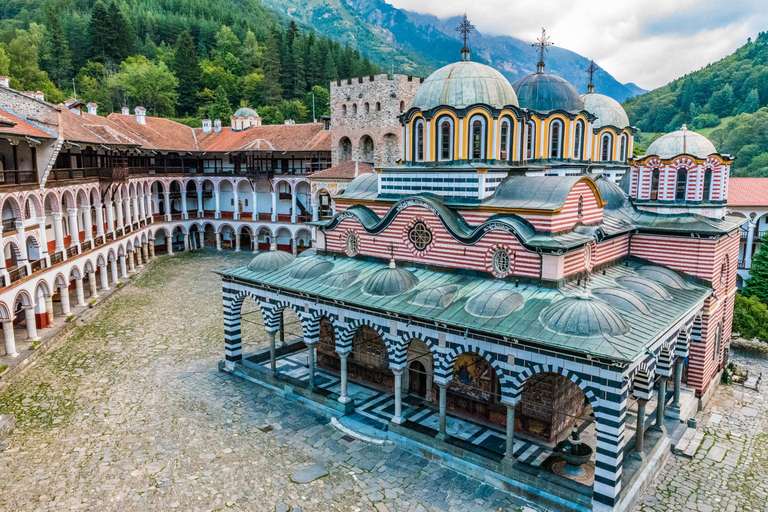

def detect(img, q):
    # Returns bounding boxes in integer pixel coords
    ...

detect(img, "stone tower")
[330,74,422,167]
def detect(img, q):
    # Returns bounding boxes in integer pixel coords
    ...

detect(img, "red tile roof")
[310,160,374,180]
[728,178,768,207]
[59,108,142,146]
[195,123,331,152]
[107,113,198,151]
[0,108,56,139]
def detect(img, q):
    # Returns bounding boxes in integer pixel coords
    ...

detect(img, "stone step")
[682,430,705,458]
[672,426,696,457]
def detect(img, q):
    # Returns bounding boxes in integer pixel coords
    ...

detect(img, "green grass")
[0,365,7,373]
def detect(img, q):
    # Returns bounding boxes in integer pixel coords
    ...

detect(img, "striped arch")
[441,344,510,393]
[268,300,310,339]
[0,301,10,320]
[23,192,43,219]
[392,331,440,369]
[223,289,271,364]
[41,190,61,213]
[337,318,393,359]
[510,362,597,407]
[303,309,341,347]
[1,194,23,220]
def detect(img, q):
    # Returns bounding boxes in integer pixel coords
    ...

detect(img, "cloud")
[385,0,764,89]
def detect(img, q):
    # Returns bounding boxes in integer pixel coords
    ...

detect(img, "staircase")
[39,137,64,188]
[671,421,704,458]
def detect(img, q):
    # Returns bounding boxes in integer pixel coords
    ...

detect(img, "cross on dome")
[455,13,475,61]
[533,28,554,73]
[586,60,598,93]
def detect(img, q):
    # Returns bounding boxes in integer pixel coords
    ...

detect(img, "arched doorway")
[316,316,338,370]
[409,361,427,397]
[203,224,216,247]
[405,338,433,401]
[518,372,590,443]
[317,191,332,219]
[239,226,253,252]
[360,135,374,163]
[257,227,272,250]
[338,137,352,162]
[447,352,504,426]
[348,325,391,390]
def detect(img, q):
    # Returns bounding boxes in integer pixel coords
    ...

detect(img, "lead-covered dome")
[247,247,295,272]
[540,294,630,336]
[645,125,717,159]
[363,261,419,296]
[581,92,629,128]
[512,69,583,112]
[412,51,519,110]
[465,289,524,318]
[233,107,258,118]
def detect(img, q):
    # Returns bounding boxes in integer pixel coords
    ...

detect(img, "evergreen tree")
[210,85,233,120]
[742,88,761,114]
[173,31,201,116]
[323,49,337,85]
[88,1,111,63]
[241,30,262,71]
[744,232,768,303]
[262,30,282,105]
[42,5,73,90]
[291,37,306,99]
[306,40,323,88]
[0,45,10,77]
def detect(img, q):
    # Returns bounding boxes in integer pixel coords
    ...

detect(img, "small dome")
[288,257,335,280]
[616,276,673,301]
[465,289,524,318]
[646,126,717,159]
[592,288,652,315]
[635,266,691,290]
[412,57,519,110]
[581,92,629,128]
[233,107,258,118]
[513,72,583,112]
[594,175,630,210]
[247,248,295,272]
[540,295,630,336]
[320,270,360,290]
[363,261,419,296]
[409,285,460,309]
[297,249,317,258]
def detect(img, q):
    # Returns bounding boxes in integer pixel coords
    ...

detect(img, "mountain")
[623,83,648,98]
[263,0,638,102]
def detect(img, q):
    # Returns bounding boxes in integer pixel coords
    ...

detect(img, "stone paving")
[0,252,528,512]
[637,352,768,512]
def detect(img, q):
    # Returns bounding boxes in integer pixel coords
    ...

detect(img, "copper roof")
[310,160,373,180]
[107,113,198,151]
[728,177,768,207]
[196,123,331,152]
[59,108,142,146]
[0,107,56,139]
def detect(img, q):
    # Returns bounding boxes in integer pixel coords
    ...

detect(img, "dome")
[540,295,630,337]
[645,126,717,159]
[233,107,258,118]
[464,289,524,318]
[594,175,630,210]
[297,249,317,258]
[635,266,691,290]
[615,276,673,301]
[247,248,295,272]
[320,270,360,290]
[592,288,652,315]
[362,261,419,296]
[512,71,583,112]
[581,92,629,128]
[287,257,335,280]
[411,53,519,110]
[409,285,460,309]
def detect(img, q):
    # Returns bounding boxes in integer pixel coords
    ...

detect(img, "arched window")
[574,120,584,160]
[713,322,722,361]
[526,121,536,160]
[352,103,358,115]
[342,104,347,116]
[676,168,688,201]
[601,134,614,161]
[650,168,660,200]
[703,168,713,201]
[577,195,583,218]
[364,102,370,114]
[619,134,628,162]
[399,101,405,112]
[415,120,425,162]
[549,120,563,159]
[469,116,487,160]
[375,102,381,111]
[438,118,453,161]
[499,118,512,160]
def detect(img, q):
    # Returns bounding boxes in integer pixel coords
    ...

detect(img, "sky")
[386,0,765,90]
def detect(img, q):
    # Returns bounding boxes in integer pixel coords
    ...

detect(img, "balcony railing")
[741,229,767,241]
[50,167,101,182]
[739,259,748,269]
[0,169,38,186]
[81,240,93,252]
[66,245,79,258]
[2,218,18,232]
[30,258,46,273]
[50,252,64,265]
[7,266,26,284]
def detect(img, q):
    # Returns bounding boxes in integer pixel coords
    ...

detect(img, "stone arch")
[359,134,374,163]
[511,363,597,408]
[171,223,188,235]
[1,194,23,222]
[107,249,117,262]
[53,272,68,287]
[34,279,51,298]
[0,301,11,320]
[338,136,352,163]
[76,187,90,207]
[442,344,510,392]
[83,259,95,274]
[69,265,82,280]
[60,189,76,210]
[25,233,41,261]
[23,192,43,219]
[42,190,61,214]
[337,318,393,355]
[268,300,310,336]
[14,289,33,308]
[153,226,170,240]
[97,254,106,267]
[393,331,440,367]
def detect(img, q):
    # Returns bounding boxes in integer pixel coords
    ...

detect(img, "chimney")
[202,119,212,134]
[0,77,9,88]
[121,106,129,115]
[135,106,146,125]
[213,119,221,134]
[87,103,98,115]
[33,91,45,101]
[284,119,295,125]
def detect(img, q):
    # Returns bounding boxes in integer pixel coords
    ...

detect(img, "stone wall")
[330,74,422,167]
[0,87,59,134]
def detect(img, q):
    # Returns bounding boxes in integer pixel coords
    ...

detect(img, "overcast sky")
[387,0,764,89]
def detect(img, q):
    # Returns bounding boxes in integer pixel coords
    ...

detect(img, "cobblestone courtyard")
[0,251,766,512]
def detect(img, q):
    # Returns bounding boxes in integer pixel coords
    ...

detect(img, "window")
[345,232,359,256]
[342,104,347,116]
[364,102,369,114]
[549,120,563,159]
[399,101,405,112]
[526,121,536,159]
[376,102,381,111]
[408,221,433,251]
[703,168,712,201]
[713,323,722,361]
[619,134,628,162]
[245,199,248,206]
[500,120,509,160]
[440,120,452,161]
[492,249,511,276]
[352,103,357,115]
[601,134,614,161]
[472,120,483,159]
[574,121,584,160]
[416,122,424,161]
[577,195,583,218]
[650,168,660,200]
[676,169,687,201]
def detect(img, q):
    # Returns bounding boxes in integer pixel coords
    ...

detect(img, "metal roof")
[218,257,711,363]
[512,72,583,112]
[581,92,630,129]
[645,126,717,159]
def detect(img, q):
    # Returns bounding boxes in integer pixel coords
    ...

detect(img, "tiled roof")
[107,113,198,151]
[59,108,142,146]
[0,107,56,139]
[195,123,331,152]
[309,160,373,180]
[728,178,768,207]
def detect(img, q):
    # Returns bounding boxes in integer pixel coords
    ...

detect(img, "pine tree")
[173,31,200,116]
[42,5,72,90]
[742,89,760,114]
[292,37,306,99]
[88,1,110,63]
[306,39,322,88]
[241,30,261,71]
[210,85,232,120]
[262,30,282,106]
[744,233,768,303]
[323,49,337,85]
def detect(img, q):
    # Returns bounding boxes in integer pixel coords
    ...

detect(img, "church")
[218,25,740,512]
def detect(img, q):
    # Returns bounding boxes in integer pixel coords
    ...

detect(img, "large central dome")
[411,52,519,110]
[512,67,583,112]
